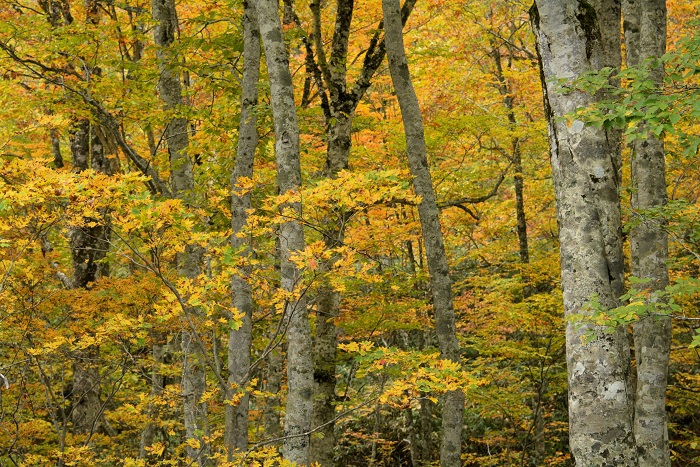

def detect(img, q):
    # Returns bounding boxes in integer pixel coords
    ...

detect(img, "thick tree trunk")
[624,1,671,465]
[531,2,637,465]
[258,0,313,464]
[225,0,260,458]
[383,1,463,466]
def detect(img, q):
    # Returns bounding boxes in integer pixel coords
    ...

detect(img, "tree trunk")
[308,3,352,465]
[152,0,192,196]
[69,121,112,435]
[624,1,671,465]
[139,332,166,460]
[282,2,416,463]
[310,281,339,467]
[51,128,64,168]
[258,0,313,463]
[226,0,260,458]
[152,0,207,464]
[263,337,283,440]
[382,1,464,466]
[491,44,529,265]
[531,1,637,465]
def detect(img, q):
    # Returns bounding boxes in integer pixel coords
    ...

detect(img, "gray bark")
[382,1,463,466]
[180,308,209,465]
[307,3,353,465]
[179,245,209,466]
[152,0,192,195]
[226,0,260,458]
[624,1,671,465]
[263,339,283,440]
[310,281,339,467]
[531,1,637,465]
[152,0,207,464]
[258,0,313,464]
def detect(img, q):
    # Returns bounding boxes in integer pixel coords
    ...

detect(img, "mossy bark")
[531,1,637,465]
[624,1,671,465]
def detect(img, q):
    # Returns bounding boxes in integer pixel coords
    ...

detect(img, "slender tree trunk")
[306,2,418,464]
[51,128,64,168]
[624,1,671,465]
[311,279,339,467]
[42,2,105,439]
[308,3,352,465]
[69,121,112,436]
[513,147,529,264]
[491,44,529,265]
[383,1,463,466]
[152,0,207,464]
[139,332,166,459]
[258,0,313,463]
[263,338,283,440]
[276,2,417,463]
[531,1,637,465]
[226,0,260,458]
[152,0,192,196]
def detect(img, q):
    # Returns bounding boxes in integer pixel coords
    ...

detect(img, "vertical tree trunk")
[311,280,339,466]
[69,121,112,436]
[491,44,529,265]
[152,0,206,464]
[226,0,260,458]
[138,332,166,460]
[263,339,284,440]
[307,3,352,465]
[306,2,418,464]
[277,2,416,463]
[382,1,464,466]
[513,146,529,265]
[624,1,671,465]
[51,128,64,169]
[152,0,193,196]
[263,243,284,443]
[258,0,313,464]
[531,1,637,465]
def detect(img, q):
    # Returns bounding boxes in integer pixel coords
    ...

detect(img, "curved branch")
[438,160,512,208]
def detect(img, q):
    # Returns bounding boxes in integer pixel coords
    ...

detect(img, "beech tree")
[531,1,637,464]
[623,1,671,465]
[258,0,313,463]
[226,0,260,457]
[383,0,463,465]
[279,3,418,464]
[152,0,211,464]
[1,0,699,465]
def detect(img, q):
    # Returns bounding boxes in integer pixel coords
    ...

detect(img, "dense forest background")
[0,0,699,465]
